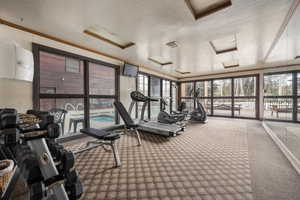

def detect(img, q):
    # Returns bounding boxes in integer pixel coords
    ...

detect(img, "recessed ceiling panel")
[185,0,232,20]
[210,35,237,54]
[223,60,239,68]
[84,26,135,49]
[148,56,173,66]
[175,69,191,74]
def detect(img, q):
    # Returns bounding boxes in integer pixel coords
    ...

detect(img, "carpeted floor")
[63,118,300,200]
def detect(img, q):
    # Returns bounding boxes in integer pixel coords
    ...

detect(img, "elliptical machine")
[157,98,186,125]
[174,88,208,123]
[189,88,208,123]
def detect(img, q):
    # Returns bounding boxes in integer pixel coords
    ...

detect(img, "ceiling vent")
[185,0,232,20]
[210,34,237,54]
[148,57,173,66]
[84,26,135,49]
[223,60,239,69]
[166,41,178,48]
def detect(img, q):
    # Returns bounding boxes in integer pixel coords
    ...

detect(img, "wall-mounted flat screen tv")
[123,63,138,77]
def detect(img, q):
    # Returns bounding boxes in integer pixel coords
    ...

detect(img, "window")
[181,82,194,97]
[212,78,232,116]
[162,80,171,113]
[264,73,294,121]
[195,81,211,114]
[264,74,292,96]
[180,75,258,119]
[39,51,84,94]
[89,98,115,129]
[234,77,256,97]
[137,74,149,119]
[136,73,176,119]
[213,79,231,97]
[196,81,211,97]
[89,62,115,95]
[171,82,178,112]
[150,77,161,119]
[234,77,257,118]
[34,44,118,139]
[65,57,80,73]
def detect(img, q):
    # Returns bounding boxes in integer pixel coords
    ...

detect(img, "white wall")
[0,24,136,111]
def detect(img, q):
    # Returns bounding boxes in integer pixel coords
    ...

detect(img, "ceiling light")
[185,0,232,20]
[84,26,135,49]
[210,34,237,54]
[148,57,173,66]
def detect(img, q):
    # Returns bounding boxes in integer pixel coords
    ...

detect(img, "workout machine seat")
[81,128,120,141]
[114,101,142,145]
[78,128,122,167]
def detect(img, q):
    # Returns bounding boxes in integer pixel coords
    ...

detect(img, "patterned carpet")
[64,118,253,200]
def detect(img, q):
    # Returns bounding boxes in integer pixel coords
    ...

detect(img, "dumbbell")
[0,111,17,130]
[65,170,83,200]
[46,123,60,139]
[2,128,20,146]
[58,150,75,173]
[30,182,46,200]
[47,141,65,162]
[14,144,42,182]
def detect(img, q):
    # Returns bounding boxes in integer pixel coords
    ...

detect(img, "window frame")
[135,71,178,119]
[32,43,120,136]
[263,71,299,122]
[179,74,259,120]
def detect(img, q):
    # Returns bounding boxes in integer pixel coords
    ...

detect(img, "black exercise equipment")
[75,101,142,168]
[114,101,142,145]
[129,91,184,137]
[173,88,208,123]
[78,128,122,167]
[189,88,208,123]
[0,108,83,200]
[157,98,186,125]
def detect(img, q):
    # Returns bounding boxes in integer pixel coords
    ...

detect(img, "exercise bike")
[157,98,186,126]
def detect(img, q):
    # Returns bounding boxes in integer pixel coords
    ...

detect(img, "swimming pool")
[91,115,114,122]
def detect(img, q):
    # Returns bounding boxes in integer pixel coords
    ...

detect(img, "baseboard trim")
[262,121,300,175]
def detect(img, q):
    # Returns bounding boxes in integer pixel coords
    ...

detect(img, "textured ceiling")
[0,0,299,78]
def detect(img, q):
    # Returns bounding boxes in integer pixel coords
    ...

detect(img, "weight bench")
[114,101,142,146]
[75,127,122,167]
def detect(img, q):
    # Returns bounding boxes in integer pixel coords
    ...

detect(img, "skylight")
[185,0,232,20]
[210,35,237,54]
[84,26,135,49]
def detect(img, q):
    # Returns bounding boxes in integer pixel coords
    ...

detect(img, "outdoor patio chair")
[49,108,68,136]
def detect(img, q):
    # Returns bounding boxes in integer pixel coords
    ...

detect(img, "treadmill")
[128,91,184,137]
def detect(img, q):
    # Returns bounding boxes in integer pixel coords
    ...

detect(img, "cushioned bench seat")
[80,128,120,141]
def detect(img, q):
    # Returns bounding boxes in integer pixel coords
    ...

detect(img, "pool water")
[91,115,114,122]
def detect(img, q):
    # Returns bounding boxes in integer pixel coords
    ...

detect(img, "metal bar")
[110,141,121,167]
[135,129,142,146]
[84,60,90,129]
